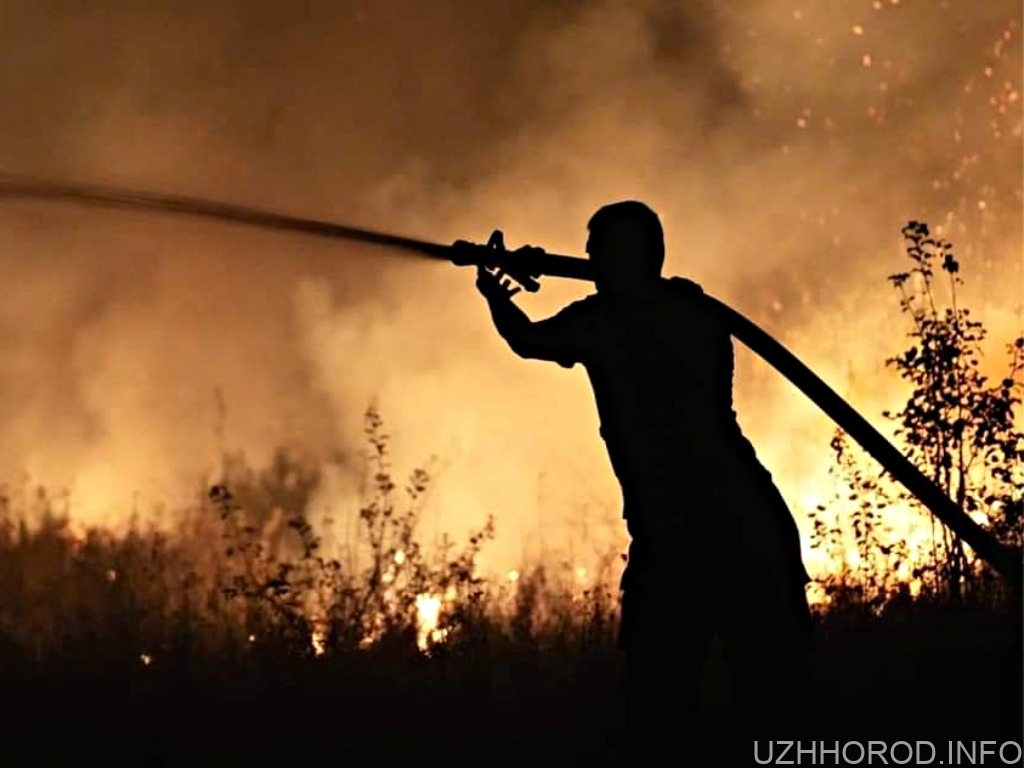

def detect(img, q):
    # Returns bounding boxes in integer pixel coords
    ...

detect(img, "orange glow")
[414,594,448,651]
[310,621,327,657]
[0,2,1018,639]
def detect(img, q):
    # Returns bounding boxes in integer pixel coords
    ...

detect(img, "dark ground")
[2,602,1020,766]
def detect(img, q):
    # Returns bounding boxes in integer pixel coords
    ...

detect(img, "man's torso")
[561,278,811,589]
[570,278,751,492]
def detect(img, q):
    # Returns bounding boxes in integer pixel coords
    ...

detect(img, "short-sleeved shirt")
[523,278,810,588]
[533,278,748,493]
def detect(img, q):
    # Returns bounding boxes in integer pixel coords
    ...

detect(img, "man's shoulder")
[661,277,728,335]
[662,276,705,298]
[557,279,707,314]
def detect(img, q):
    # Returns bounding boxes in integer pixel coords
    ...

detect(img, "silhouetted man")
[473,201,814,755]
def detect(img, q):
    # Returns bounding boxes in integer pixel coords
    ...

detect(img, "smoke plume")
[0,0,1020,574]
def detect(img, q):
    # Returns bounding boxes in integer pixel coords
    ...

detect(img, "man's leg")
[619,581,714,761]
[719,581,816,743]
[716,467,817,739]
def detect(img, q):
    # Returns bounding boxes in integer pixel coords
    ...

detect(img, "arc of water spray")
[0,172,1019,588]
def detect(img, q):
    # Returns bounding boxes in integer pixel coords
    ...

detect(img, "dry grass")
[0,414,1019,762]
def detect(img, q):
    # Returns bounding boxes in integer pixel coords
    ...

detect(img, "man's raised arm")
[476,267,592,368]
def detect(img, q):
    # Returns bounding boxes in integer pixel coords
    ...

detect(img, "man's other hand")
[476,266,521,301]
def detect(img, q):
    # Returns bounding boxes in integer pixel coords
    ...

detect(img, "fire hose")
[0,172,1020,589]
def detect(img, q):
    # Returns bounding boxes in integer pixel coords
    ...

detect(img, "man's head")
[586,201,665,295]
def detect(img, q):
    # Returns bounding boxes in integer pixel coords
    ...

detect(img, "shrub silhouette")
[809,221,1023,609]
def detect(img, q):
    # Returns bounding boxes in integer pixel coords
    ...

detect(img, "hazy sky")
[0,0,1020,575]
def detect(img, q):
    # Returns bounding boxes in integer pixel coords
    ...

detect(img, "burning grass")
[0,412,1019,762]
[1,223,1021,760]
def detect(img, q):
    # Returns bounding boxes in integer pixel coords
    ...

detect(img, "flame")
[350,545,461,654]
[310,621,327,657]
[414,593,448,651]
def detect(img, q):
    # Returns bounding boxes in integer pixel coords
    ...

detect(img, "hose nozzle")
[450,230,542,292]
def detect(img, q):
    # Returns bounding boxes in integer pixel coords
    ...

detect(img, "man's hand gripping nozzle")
[450,230,544,293]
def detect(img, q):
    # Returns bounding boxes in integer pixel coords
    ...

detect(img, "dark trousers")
[618,556,815,761]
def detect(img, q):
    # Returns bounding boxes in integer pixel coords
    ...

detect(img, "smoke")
[0,1,1020,572]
